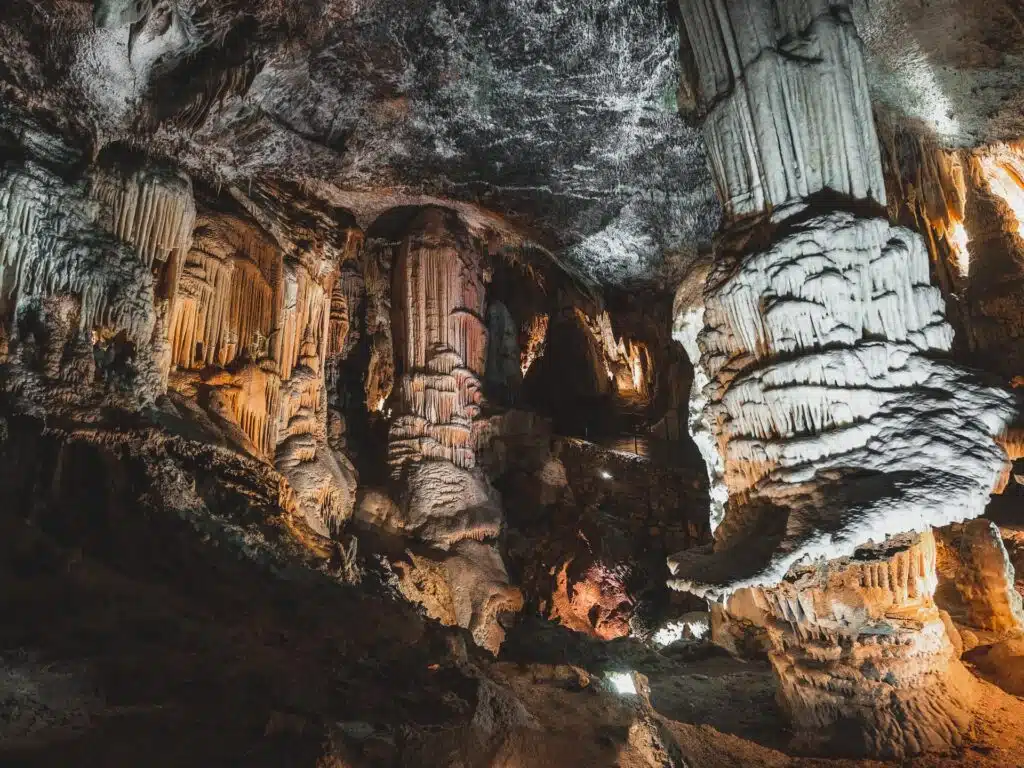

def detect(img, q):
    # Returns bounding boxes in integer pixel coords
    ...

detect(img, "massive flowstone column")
[670,0,1015,757]
[386,207,522,653]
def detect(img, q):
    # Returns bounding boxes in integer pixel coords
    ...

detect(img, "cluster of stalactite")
[168,213,278,373]
[684,0,885,219]
[163,201,361,536]
[572,309,655,406]
[0,156,171,403]
[0,141,367,537]
[672,0,1019,758]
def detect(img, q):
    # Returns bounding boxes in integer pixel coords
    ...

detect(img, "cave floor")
[0,411,1022,767]
[3,497,1023,768]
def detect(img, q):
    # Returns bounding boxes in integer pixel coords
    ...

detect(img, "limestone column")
[670,0,1014,757]
[387,207,521,652]
[389,207,488,474]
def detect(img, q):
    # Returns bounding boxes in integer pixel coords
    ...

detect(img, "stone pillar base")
[754,531,978,759]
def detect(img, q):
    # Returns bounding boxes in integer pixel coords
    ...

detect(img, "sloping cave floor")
[2,410,1024,766]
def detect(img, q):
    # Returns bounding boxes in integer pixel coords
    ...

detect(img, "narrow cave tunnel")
[1,0,1024,765]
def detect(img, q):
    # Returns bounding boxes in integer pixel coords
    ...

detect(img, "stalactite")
[0,162,157,348]
[519,313,548,377]
[167,212,282,374]
[88,163,196,273]
[274,260,331,381]
[169,249,235,370]
[327,261,364,360]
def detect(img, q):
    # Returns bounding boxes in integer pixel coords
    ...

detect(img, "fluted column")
[389,207,487,472]
[670,0,1014,757]
[386,207,521,652]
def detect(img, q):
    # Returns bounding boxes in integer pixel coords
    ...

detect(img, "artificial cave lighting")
[606,671,637,696]
[651,615,710,647]
[949,219,971,277]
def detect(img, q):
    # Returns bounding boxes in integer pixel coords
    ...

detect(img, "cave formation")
[2,0,1024,765]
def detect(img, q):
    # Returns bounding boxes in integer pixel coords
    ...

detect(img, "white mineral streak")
[0,162,156,345]
[668,213,1014,598]
[681,0,885,220]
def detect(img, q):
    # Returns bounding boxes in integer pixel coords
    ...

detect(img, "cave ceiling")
[1,0,1023,288]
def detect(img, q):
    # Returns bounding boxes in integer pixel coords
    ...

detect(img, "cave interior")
[2,0,1024,765]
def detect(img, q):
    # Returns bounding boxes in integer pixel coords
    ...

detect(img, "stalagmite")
[936,520,1024,634]
[669,0,1014,757]
[749,533,978,758]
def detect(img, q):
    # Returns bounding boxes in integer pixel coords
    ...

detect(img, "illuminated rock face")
[880,132,1024,379]
[672,0,1014,756]
[165,207,357,537]
[936,520,1024,634]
